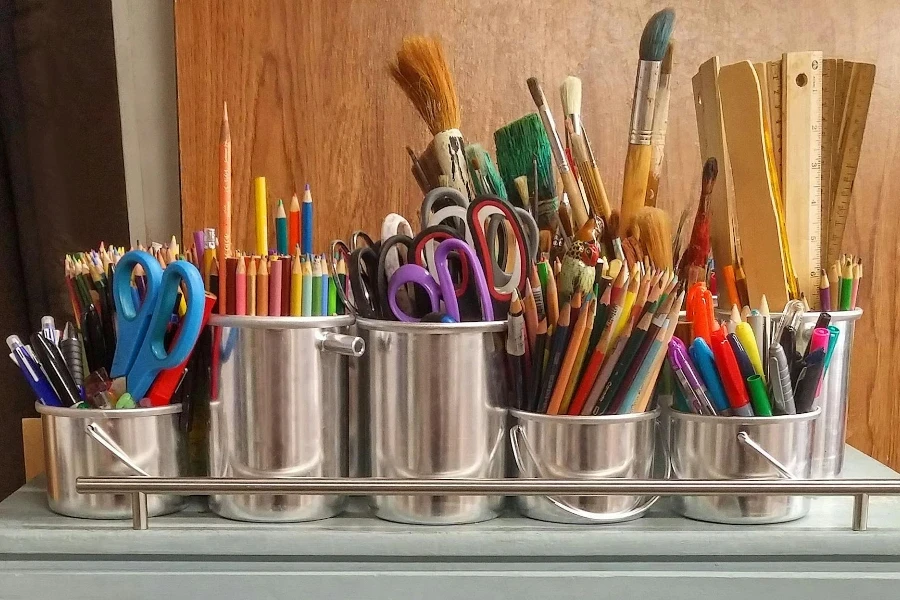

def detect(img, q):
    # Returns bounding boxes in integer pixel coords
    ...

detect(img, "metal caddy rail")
[76,476,899,532]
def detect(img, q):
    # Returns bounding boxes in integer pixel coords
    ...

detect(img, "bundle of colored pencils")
[508,256,684,416]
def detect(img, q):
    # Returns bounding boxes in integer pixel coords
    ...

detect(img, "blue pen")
[689,337,731,415]
[6,335,62,407]
[301,184,313,255]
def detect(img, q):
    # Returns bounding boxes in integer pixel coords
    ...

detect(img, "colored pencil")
[235,256,246,316]
[311,256,323,316]
[275,199,288,255]
[269,257,282,316]
[302,257,313,317]
[254,176,268,256]
[547,294,590,414]
[288,193,301,254]
[290,255,303,316]
[301,184,313,255]
[218,103,232,316]
[247,257,257,316]
[507,290,527,409]
[536,302,572,413]
[560,297,597,413]
[256,255,269,316]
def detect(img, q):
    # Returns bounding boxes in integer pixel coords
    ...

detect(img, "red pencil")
[235,256,247,316]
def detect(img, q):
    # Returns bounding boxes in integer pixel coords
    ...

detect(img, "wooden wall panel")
[175,0,900,468]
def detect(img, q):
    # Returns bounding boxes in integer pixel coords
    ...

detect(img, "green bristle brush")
[465,143,507,200]
[494,113,555,211]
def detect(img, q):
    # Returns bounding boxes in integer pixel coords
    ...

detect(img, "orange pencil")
[217,102,232,316]
[235,256,246,316]
[567,299,623,415]
[547,293,588,415]
[257,256,269,317]
[247,257,257,316]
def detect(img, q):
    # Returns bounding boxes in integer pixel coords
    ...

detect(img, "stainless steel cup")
[208,315,364,522]
[669,408,820,524]
[357,318,508,525]
[797,309,861,478]
[510,409,660,524]
[37,403,187,519]
[714,308,861,478]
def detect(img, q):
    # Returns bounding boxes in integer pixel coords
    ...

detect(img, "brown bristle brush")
[390,36,474,199]
[631,206,673,270]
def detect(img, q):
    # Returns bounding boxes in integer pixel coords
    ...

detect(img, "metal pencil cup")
[800,309,862,478]
[37,403,187,519]
[510,409,660,524]
[208,315,364,522]
[357,318,508,525]
[669,408,820,524]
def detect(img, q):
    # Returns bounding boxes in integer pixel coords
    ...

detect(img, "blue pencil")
[301,184,313,255]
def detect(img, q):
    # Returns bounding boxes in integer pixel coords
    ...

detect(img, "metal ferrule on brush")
[628,60,662,145]
[537,106,571,174]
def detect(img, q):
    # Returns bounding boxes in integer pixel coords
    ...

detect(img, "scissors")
[110,250,205,400]
[388,238,493,322]
[346,235,416,319]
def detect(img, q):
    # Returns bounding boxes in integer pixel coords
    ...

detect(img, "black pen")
[30,332,81,407]
[794,348,826,414]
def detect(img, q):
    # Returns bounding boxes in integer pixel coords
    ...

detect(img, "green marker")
[746,375,772,416]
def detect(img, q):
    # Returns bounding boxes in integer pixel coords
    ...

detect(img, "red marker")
[712,338,754,417]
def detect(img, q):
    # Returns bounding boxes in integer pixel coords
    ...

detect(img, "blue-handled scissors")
[110,250,206,400]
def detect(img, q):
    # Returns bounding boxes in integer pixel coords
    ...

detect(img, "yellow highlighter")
[735,321,765,383]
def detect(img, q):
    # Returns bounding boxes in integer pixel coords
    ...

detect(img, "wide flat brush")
[495,114,560,228]
[527,77,590,228]
[620,8,676,231]
[390,36,474,199]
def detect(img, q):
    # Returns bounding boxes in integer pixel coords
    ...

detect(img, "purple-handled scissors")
[387,238,493,322]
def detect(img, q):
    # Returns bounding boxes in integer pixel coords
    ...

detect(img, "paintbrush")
[466,143,507,200]
[495,114,561,228]
[632,206,673,270]
[562,76,613,221]
[390,36,474,199]
[677,158,717,282]
[620,8,676,231]
[527,77,590,228]
[646,39,675,206]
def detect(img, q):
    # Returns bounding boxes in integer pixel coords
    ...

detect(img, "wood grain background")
[174,0,900,468]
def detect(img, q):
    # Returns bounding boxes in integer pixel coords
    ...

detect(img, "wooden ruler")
[718,61,791,307]
[832,59,847,194]
[782,51,823,308]
[766,59,784,187]
[820,58,837,247]
[692,57,736,283]
[826,62,875,267]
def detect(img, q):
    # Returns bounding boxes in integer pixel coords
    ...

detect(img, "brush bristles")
[639,8,676,62]
[465,144,507,200]
[390,36,460,134]
[634,206,673,269]
[526,77,547,109]
[561,76,582,117]
[494,113,555,202]
[661,40,675,74]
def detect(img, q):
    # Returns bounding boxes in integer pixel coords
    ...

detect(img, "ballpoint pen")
[7,335,62,407]
[40,316,59,346]
[30,332,81,407]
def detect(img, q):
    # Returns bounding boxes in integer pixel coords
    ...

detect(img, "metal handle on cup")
[510,424,661,522]
[319,332,365,357]
[736,431,798,479]
[84,422,150,477]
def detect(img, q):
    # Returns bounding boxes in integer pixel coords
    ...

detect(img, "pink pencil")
[269,258,282,316]
[235,256,247,316]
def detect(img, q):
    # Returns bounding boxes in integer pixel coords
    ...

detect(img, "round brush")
[390,36,474,199]
[646,39,675,207]
[620,8,676,231]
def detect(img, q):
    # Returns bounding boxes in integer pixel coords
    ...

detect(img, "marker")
[688,338,731,415]
[713,338,754,417]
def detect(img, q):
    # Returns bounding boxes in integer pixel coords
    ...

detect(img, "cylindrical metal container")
[208,315,364,522]
[799,309,861,478]
[713,308,861,478]
[37,403,186,519]
[669,408,820,524]
[357,318,508,525]
[510,409,660,524]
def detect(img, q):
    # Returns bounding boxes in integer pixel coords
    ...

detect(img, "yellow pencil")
[615,271,641,339]
[254,176,268,255]
[290,255,303,316]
